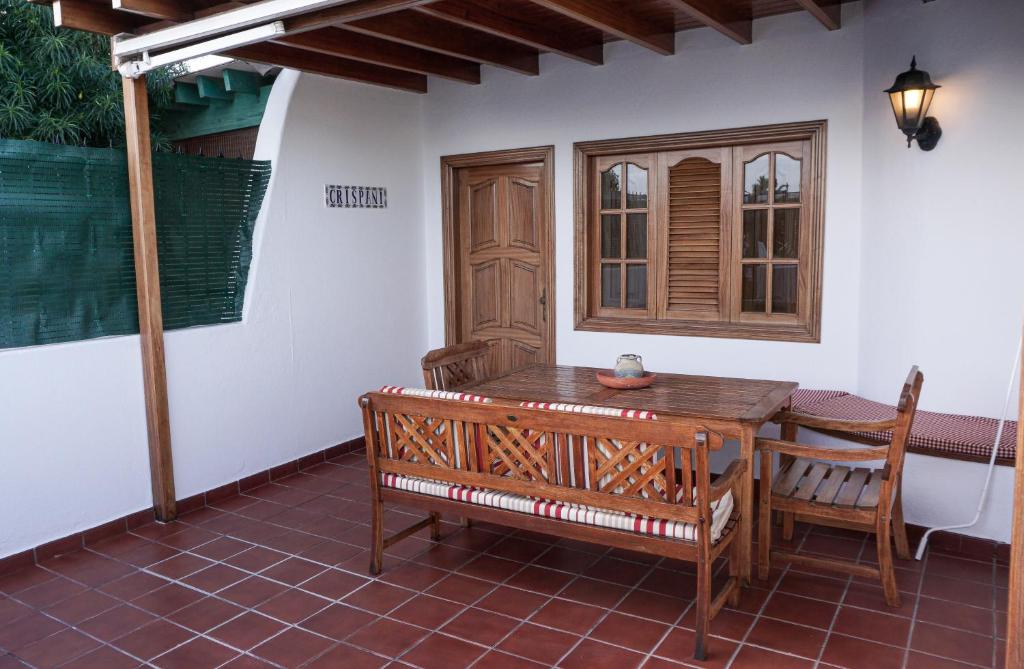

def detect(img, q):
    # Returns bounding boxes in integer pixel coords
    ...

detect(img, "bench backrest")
[420,342,491,391]
[359,390,725,525]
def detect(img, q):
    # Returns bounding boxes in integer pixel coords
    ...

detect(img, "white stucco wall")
[2,0,1021,557]
[0,71,428,557]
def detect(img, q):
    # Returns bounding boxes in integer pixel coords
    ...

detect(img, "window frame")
[573,120,826,343]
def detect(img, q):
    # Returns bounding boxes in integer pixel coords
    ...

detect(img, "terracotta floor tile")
[730,645,814,668]
[561,638,646,669]
[533,546,601,572]
[79,603,158,641]
[497,622,579,666]
[258,557,327,586]
[583,557,652,587]
[921,574,994,609]
[208,612,287,651]
[831,605,911,647]
[504,566,574,595]
[299,603,377,640]
[0,596,33,627]
[745,618,826,659]
[41,552,135,588]
[915,596,995,637]
[58,645,142,669]
[910,621,995,667]
[926,555,995,584]
[821,633,905,669]
[218,576,289,608]
[113,620,194,660]
[0,566,56,595]
[224,547,289,573]
[559,577,630,608]
[255,587,330,624]
[618,589,691,625]
[15,576,88,609]
[442,607,520,645]
[152,637,237,669]
[189,537,252,561]
[457,555,523,583]
[761,591,838,629]
[180,564,249,593]
[473,651,548,668]
[389,594,465,630]
[776,572,848,603]
[589,611,670,653]
[166,597,245,633]
[131,583,204,616]
[300,569,370,600]
[347,617,430,656]
[0,611,66,651]
[842,582,915,618]
[43,588,119,624]
[378,562,448,591]
[15,628,100,667]
[530,598,605,634]
[148,554,214,580]
[400,633,487,669]
[305,642,388,669]
[486,537,550,563]
[654,626,737,668]
[251,627,334,667]
[679,608,754,641]
[98,572,169,601]
[342,581,415,615]
[904,651,984,668]
[425,574,494,605]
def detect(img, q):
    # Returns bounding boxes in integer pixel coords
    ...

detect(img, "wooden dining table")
[460,364,798,584]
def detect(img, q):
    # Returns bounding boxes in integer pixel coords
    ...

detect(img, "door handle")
[539,289,547,322]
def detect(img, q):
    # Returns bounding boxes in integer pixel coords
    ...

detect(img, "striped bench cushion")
[379,386,492,403]
[790,389,1017,462]
[381,472,734,543]
[519,401,658,420]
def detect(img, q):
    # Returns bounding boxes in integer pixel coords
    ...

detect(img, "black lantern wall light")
[885,56,942,151]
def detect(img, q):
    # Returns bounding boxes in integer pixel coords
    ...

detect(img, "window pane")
[741,264,767,313]
[626,213,647,259]
[743,154,770,204]
[742,210,768,258]
[601,164,622,209]
[601,263,621,308]
[775,154,801,203]
[626,163,648,209]
[626,264,647,309]
[774,209,799,259]
[601,214,621,259]
[772,264,798,314]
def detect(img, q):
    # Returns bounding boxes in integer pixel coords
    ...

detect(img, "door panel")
[456,160,551,376]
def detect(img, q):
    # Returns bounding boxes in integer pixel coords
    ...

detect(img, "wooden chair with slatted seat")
[421,341,491,391]
[757,367,923,607]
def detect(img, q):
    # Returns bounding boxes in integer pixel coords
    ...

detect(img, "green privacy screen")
[0,139,271,349]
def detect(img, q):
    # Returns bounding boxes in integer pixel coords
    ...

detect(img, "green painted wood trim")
[162,85,273,140]
[174,83,209,106]
[223,69,264,94]
[196,75,233,100]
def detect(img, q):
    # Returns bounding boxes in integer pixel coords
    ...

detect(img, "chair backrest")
[359,390,725,525]
[885,365,925,481]
[421,342,491,391]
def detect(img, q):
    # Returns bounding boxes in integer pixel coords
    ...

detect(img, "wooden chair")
[421,341,491,391]
[757,367,923,607]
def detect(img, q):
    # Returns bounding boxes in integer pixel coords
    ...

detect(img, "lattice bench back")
[360,391,726,525]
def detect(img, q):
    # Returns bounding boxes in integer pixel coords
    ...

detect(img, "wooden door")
[455,162,552,376]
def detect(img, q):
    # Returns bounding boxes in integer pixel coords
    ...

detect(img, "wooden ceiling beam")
[663,0,751,45]
[226,42,428,92]
[794,0,841,30]
[526,0,674,55]
[415,0,603,66]
[282,0,437,34]
[346,11,540,75]
[112,0,194,22]
[53,0,149,34]
[278,27,481,84]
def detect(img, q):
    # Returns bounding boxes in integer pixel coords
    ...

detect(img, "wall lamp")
[885,56,942,151]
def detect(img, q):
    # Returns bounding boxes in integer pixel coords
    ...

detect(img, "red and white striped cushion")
[381,472,734,543]
[793,390,1017,461]
[519,401,658,421]
[379,386,492,404]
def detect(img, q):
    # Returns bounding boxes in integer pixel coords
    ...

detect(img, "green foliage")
[0,0,181,149]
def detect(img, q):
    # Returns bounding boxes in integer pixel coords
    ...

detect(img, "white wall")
[0,71,428,557]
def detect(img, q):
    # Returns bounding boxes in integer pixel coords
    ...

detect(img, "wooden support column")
[1007,323,1024,668]
[122,74,177,522]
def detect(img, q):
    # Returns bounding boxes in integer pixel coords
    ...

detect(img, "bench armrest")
[709,459,746,503]
[773,410,897,434]
[755,437,889,462]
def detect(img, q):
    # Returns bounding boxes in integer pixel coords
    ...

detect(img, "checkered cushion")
[519,401,658,420]
[379,386,492,403]
[792,390,1017,461]
[381,472,734,543]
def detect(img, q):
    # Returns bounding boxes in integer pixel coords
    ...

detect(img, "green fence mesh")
[0,139,271,349]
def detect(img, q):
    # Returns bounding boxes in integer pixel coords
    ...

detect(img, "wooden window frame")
[573,121,826,343]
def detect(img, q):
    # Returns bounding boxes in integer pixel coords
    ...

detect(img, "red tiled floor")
[0,450,1007,669]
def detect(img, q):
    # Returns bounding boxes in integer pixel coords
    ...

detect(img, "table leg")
[738,424,755,585]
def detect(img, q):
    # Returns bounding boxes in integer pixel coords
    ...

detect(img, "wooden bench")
[359,386,748,660]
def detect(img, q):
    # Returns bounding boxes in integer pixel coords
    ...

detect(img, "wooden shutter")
[667,157,722,317]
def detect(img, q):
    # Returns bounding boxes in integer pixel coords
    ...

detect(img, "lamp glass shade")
[884,57,940,142]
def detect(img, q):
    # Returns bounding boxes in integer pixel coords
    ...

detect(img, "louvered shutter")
[667,158,722,317]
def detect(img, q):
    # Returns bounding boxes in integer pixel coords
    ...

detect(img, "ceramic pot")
[613,354,644,378]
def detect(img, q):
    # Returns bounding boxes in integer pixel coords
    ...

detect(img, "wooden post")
[1007,324,1024,668]
[122,74,176,522]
